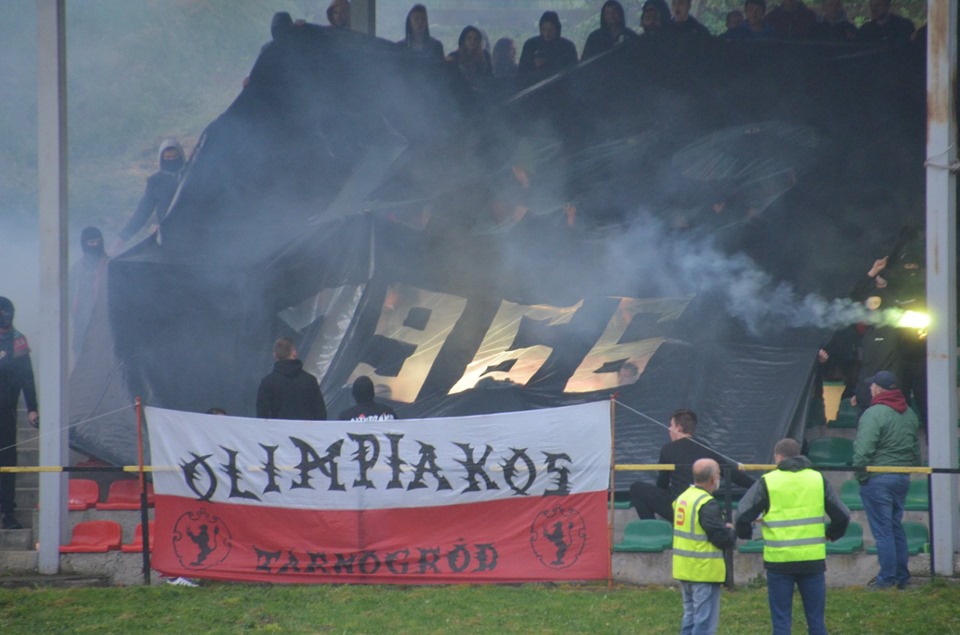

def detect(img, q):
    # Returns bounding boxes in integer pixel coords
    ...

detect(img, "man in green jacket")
[853,370,921,589]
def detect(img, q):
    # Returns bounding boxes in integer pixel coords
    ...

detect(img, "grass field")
[0,579,958,634]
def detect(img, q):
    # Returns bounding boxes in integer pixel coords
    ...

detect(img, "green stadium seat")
[805,437,853,467]
[613,519,673,553]
[737,538,764,553]
[826,521,863,554]
[829,399,859,429]
[867,521,928,556]
[839,479,863,511]
[904,479,929,511]
[609,492,632,510]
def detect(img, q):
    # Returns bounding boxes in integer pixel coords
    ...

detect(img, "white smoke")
[0,214,40,332]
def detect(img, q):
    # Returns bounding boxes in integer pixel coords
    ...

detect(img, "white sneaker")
[165,576,198,587]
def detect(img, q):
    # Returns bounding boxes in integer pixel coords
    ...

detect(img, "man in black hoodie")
[338,375,398,421]
[256,337,327,420]
[116,139,185,246]
[582,1,638,60]
[518,11,578,81]
[0,297,38,529]
[69,226,108,360]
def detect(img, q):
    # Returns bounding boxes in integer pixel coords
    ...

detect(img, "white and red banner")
[146,401,611,584]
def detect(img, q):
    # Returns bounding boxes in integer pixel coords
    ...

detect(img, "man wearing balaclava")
[116,139,185,245]
[69,226,108,361]
[517,11,579,81]
[0,297,38,530]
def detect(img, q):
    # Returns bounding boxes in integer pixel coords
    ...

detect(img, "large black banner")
[69,22,924,485]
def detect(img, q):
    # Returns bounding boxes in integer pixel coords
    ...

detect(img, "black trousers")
[629,481,674,523]
[0,407,18,514]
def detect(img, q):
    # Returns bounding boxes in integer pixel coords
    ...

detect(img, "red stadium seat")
[59,520,122,553]
[38,479,101,511]
[95,480,154,511]
[67,479,100,511]
[121,521,155,553]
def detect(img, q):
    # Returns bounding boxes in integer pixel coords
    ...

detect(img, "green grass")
[0,579,958,634]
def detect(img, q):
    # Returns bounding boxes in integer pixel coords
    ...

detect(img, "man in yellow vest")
[735,439,850,635]
[673,458,736,635]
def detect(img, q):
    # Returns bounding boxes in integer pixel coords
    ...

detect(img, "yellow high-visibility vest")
[672,485,726,583]
[761,468,826,563]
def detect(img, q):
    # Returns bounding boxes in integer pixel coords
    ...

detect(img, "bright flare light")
[897,310,930,330]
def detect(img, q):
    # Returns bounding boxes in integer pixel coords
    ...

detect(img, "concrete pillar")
[925,0,959,576]
[36,0,70,574]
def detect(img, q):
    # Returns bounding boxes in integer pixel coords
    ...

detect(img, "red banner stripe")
[152,491,610,584]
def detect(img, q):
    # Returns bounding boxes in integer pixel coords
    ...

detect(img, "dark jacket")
[667,16,711,38]
[397,36,444,61]
[582,1,638,60]
[735,456,850,574]
[338,401,398,421]
[765,2,818,39]
[858,14,915,43]
[119,139,185,242]
[809,17,858,42]
[0,329,38,413]
[518,36,578,79]
[256,359,326,420]
[657,436,756,499]
[697,496,738,551]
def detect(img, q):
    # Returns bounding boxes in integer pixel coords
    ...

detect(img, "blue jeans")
[680,581,721,635]
[859,473,910,587]
[766,570,826,635]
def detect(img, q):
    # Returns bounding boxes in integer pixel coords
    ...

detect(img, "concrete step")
[15,487,38,513]
[16,449,39,466]
[0,527,33,551]
[15,431,38,451]
[16,470,38,488]
[0,574,110,589]
[0,509,34,534]
[0,550,37,574]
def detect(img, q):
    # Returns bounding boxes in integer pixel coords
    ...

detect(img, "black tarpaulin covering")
[69,24,924,486]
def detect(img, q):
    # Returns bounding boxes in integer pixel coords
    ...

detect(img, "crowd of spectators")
[389,0,918,65]
[294,0,922,89]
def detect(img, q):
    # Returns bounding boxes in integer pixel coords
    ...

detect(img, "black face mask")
[0,310,12,331]
[82,239,105,257]
[161,157,184,173]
